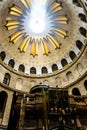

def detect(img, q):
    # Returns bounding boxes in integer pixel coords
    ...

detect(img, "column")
[2,92,13,126]
[76,116,82,129]
[19,97,25,130]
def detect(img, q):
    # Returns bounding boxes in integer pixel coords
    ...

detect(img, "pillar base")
[0,125,7,130]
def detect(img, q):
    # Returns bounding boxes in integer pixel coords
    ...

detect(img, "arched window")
[73,0,81,7]
[30,67,36,74]
[69,51,77,60]
[42,67,48,74]
[8,59,15,68]
[0,91,8,118]
[79,13,86,22]
[66,71,73,81]
[72,88,81,96]
[76,40,83,50]
[52,64,58,71]
[0,51,6,61]
[61,59,68,67]
[18,64,25,72]
[3,73,11,85]
[79,27,86,37]
[84,80,87,90]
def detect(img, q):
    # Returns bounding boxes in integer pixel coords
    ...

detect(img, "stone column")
[19,98,25,130]
[76,116,82,129]
[2,92,13,126]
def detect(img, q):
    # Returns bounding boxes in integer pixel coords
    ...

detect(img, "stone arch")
[30,67,36,74]
[72,88,81,96]
[3,73,11,85]
[18,64,25,72]
[0,91,8,119]
[16,78,23,90]
[41,66,48,74]
[52,64,58,72]
[61,58,68,67]
[79,27,86,37]
[0,51,6,61]
[66,71,74,81]
[69,51,77,61]
[76,40,83,50]
[8,59,15,68]
[73,0,81,7]
[79,13,86,22]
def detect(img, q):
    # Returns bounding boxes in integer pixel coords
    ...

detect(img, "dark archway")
[0,51,6,61]
[0,91,8,118]
[3,73,11,85]
[69,51,77,61]
[8,59,15,68]
[79,13,86,22]
[79,27,86,37]
[42,67,48,74]
[18,64,25,72]
[72,88,81,96]
[73,0,81,7]
[52,64,58,72]
[30,67,36,74]
[76,40,83,50]
[61,59,68,67]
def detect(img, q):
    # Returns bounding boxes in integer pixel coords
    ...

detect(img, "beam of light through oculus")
[29,0,47,34]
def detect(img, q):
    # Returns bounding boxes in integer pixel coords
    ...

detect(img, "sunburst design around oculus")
[5,0,68,56]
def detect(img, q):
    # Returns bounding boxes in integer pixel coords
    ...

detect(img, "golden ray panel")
[5,0,68,56]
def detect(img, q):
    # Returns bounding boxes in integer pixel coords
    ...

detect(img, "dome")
[0,1,87,130]
[0,0,87,92]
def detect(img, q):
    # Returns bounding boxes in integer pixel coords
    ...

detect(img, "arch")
[16,78,23,90]
[18,64,25,72]
[84,80,87,90]
[52,64,58,72]
[77,63,83,74]
[42,66,48,74]
[66,71,73,81]
[8,59,15,68]
[72,88,81,96]
[69,51,77,60]
[79,13,86,22]
[30,85,49,93]
[0,91,8,118]
[76,40,83,50]
[73,0,81,7]
[3,73,11,85]
[30,67,36,74]
[0,51,6,61]
[61,59,68,67]
[79,27,86,37]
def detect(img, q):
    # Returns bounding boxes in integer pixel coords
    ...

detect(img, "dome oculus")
[5,0,68,56]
